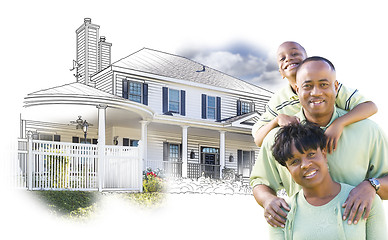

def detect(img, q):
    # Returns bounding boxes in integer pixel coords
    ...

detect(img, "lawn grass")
[31,190,166,220]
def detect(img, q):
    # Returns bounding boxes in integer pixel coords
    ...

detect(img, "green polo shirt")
[269,183,387,240]
[251,83,369,137]
[250,107,388,197]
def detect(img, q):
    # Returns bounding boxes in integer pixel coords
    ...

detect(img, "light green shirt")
[251,83,369,137]
[250,107,388,196]
[269,183,387,240]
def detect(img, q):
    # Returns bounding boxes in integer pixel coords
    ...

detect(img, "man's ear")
[334,80,339,93]
[321,147,327,158]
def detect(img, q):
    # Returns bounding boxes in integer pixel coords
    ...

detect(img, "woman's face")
[285,145,328,189]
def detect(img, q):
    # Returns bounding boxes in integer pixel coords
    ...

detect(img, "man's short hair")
[297,56,336,73]
[272,121,327,167]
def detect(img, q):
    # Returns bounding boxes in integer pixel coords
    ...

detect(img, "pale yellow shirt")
[250,107,388,197]
[252,83,369,137]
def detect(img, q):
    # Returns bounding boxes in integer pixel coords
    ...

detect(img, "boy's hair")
[296,56,336,73]
[272,121,327,167]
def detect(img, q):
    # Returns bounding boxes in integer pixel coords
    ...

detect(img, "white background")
[1,0,387,238]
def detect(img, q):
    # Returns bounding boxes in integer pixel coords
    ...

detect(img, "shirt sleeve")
[251,103,278,137]
[366,122,388,180]
[250,129,283,191]
[366,195,387,240]
[335,83,369,111]
[268,225,285,240]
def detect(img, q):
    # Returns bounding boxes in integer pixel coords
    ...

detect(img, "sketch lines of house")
[17,18,273,192]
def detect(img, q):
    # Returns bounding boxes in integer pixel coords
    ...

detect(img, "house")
[19,18,273,191]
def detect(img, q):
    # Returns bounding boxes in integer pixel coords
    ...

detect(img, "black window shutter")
[181,90,186,116]
[92,139,98,145]
[163,142,169,161]
[216,97,221,121]
[237,150,243,173]
[143,83,148,105]
[122,79,128,99]
[237,100,241,116]
[54,135,61,142]
[201,94,207,119]
[123,138,130,146]
[162,87,168,113]
[250,102,255,112]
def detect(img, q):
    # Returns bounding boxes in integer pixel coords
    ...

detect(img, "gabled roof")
[112,48,273,96]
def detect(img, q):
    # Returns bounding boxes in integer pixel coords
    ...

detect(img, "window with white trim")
[207,96,216,119]
[169,89,180,113]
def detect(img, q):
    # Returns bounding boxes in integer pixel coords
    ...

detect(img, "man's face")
[296,61,338,120]
[277,42,307,81]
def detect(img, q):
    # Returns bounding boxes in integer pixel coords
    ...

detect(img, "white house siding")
[109,70,269,121]
[93,69,114,94]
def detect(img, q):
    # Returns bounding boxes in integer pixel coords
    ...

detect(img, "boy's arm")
[254,114,300,147]
[325,101,377,153]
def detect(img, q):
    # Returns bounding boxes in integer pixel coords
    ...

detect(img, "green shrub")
[142,168,165,192]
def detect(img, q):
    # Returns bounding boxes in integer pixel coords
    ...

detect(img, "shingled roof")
[113,48,273,96]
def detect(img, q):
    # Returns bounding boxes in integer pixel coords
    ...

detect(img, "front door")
[201,147,220,178]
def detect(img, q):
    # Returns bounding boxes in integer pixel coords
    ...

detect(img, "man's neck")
[303,108,335,127]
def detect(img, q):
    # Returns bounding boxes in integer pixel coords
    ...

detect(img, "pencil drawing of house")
[17,18,272,192]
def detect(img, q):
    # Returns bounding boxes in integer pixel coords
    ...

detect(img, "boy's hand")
[276,114,300,127]
[325,120,344,153]
[342,181,376,225]
[263,196,290,228]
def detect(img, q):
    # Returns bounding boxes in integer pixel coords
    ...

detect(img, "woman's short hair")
[272,121,327,167]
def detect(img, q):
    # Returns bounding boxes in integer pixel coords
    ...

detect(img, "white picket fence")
[16,139,142,191]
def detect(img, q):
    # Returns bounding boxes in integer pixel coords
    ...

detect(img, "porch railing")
[16,138,142,191]
[145,159,182,178]
[188,163,221,179]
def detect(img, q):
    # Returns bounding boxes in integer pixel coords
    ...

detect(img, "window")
[241,101,251,114]
[169,144,179,161]
[202,94,221,120]
[162,87,186,116]
[169,89,180,113]
[207,96,216,119]
[129,82,142,103]
[237,100,254,116]
[130,140,139,147]
[122,79,148,105]
[163,142,182,162]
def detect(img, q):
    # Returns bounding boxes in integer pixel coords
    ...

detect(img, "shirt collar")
[295,106,340,130]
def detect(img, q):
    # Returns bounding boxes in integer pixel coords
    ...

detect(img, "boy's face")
[285,145,328,189]
[296,60,338,122]
[277,42,307,81]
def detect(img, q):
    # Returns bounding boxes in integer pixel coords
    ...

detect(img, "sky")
[1,0,388,238]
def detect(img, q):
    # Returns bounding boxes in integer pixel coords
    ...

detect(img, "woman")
[269,121,386,239]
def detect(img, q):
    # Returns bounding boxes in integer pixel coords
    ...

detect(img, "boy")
[252,41,377,153]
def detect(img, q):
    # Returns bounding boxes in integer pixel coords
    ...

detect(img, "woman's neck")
[303,179,341,206]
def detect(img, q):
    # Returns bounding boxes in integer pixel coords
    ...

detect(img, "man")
[250,56,388,228]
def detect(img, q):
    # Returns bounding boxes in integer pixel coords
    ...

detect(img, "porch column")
[140,120,149,169]
[219,130,226,178]
[182,126,189,178]
[97,104,107,192]
[27,131,33,190]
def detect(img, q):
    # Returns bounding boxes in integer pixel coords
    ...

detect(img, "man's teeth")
[311,100,323,104]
